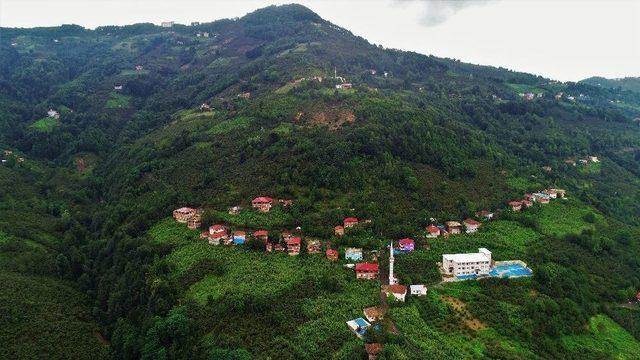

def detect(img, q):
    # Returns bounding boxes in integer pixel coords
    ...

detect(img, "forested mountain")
[1,4,640,359]
[581,76,640,95]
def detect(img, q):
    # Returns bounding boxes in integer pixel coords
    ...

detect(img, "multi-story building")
[442,248,492,277]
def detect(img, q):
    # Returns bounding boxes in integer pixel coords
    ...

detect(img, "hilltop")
[581,76,640,94]
[1,4,640,359]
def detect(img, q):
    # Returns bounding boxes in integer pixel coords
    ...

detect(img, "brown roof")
[382,284,407,294]
[363,306,384,320]
[365,343,382,355]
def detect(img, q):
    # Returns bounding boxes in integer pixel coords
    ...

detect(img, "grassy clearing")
[30,117,58,132]
[389,305,480,358]
[148,218,199,246]
[205,116,253,136]
[119,69,149,76]
[507,176,542,193]
[578,161,601,175]
[506,83,545,95]
[561,314,640,359]
[105,92,130,109]
[534,200,601,236]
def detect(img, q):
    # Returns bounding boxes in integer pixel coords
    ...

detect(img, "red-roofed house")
[287,237,301,256]
[509,201,522,211]
[326,248,338,261]
[252,196,273,212]
[426,224,441,238]
[334,225,345,236]
[355,263,379,280]
[208,224,227,245]
[463,219,481,234]
[398,238,415,252]
[344,217,359,228]
[253,230,268,242]
[382,284,407,302]
[522,199,533,208]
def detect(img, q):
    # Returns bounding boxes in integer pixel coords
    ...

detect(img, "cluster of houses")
[519,92,543,100]
[173,186,559,344]
[347,239,427,347]
[564,156,599,167]
[424,218,484,239]
[508,188,566,211]
[1,149,25,166]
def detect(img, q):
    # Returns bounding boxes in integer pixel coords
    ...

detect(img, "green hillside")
[1,4,640,359]
[581,76,640,94]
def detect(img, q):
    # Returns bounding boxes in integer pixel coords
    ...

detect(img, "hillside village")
[3,6,640,359]
[170,184,574,351]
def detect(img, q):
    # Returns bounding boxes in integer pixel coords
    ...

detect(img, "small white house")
[382,285,407,302]
[161,21,174,28]
[47,109,60,119]
[410,285,427,296]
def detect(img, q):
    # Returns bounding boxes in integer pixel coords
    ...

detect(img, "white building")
[442,248,492,277]
[161,21,174,28]
[389,241,397,285]
[47,109,60,119]
[410,285,427,296]
[382,285,407,302]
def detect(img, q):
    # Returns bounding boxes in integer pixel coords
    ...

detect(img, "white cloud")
[397,0,496,26]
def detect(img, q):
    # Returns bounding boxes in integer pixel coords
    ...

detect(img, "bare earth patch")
[303,108,355,130]
[442,295,486,331]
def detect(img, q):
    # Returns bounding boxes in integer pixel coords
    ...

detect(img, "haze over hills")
[1,4,640,359]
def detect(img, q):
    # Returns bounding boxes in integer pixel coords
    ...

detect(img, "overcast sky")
[1,0,638,81]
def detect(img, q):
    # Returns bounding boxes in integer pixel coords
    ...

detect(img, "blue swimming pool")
[455,263,532,280]
[489,263,532,278]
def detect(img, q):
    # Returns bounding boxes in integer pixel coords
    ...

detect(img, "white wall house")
[410,285,427,296]
[442,248,492,276]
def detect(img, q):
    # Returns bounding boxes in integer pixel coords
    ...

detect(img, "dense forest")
[1,4,640,359]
